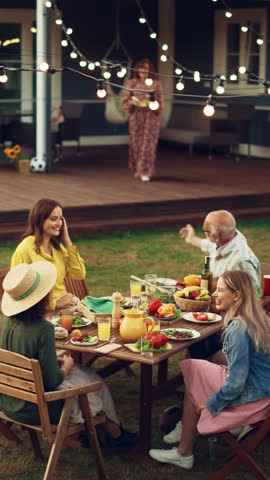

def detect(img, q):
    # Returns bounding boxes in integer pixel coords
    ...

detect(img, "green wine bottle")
[201,256,212,293]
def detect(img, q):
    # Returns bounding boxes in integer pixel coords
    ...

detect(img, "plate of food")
[51,316,92,328]
[161,328,200,340]
[182,312,222,323]
[156,278,177,287]
[70,334,98,346]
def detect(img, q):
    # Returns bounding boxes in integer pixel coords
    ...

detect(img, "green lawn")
[1,218,270,479]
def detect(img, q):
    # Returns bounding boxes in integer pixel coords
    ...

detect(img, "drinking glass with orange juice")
[97,316,111,341]
[59,315,73,332]
[130,279,142,297]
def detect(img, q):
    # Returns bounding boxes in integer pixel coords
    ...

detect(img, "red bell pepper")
[148,299,163,315]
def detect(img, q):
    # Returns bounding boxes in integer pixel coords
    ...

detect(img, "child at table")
[0,262,137,451]
[149,270,270,469]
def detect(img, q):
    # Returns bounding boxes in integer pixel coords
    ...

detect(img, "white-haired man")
[179,210,261,293]
[179,210,261,360]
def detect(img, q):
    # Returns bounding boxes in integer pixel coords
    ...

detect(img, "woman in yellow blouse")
[11,198,86,311]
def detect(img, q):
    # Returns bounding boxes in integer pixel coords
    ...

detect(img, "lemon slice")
[88,335,98,343]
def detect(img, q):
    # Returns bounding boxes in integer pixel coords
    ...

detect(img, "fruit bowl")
[173,294,210,312]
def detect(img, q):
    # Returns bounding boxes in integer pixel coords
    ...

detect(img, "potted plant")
[4,145,30,174]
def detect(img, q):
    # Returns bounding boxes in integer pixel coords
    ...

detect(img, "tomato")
[154,313,161,318]
[73,335,83,342]
[192,313,201,319]
[149,333,168,349]
[196,313,209,321]
[148,300,163,315]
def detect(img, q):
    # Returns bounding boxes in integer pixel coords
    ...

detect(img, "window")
[0,9,62,117]
[214,8,267,94]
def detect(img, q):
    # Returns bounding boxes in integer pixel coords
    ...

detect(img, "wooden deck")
[0,144,270,241]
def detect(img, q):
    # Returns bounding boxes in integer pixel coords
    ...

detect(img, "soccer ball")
[30,156,46,172]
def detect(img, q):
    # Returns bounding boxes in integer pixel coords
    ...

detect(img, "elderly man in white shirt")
[179,210,261,360]
[179,210,261,293]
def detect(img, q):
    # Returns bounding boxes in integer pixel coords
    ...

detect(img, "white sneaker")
[141,176,150,182]
[149,447,194,469]
[163,421,182,444]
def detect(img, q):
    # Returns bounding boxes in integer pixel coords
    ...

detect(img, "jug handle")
[144,316,155,334]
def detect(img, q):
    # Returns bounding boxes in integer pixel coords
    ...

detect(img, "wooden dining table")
[55,315,224,454]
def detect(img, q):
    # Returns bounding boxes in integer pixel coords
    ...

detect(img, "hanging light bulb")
[203,95,216,117]
[139,17,146,23]
[70,51,78,59]
[79,60,87,67]
[95,61,101,67]
[61,39,68,47]
[88,62,95,70]
[225,11,232,18]
[66,28,73,35]
[0,66,8,83]
[176,76,184,91]
[162,44,168,51]
[257,37,264,45]
[145,72,153,86]
[239,65,246,74]
[262,80,270,94]
[117,67,127,78]
[212,0,218,2]
[194,70,200,82]
[39,61,49,72]
[220,75,226,80]
[230,73,238,81]
[55,18,63,25]
[45,1,52,7]
[175,67,182,75]
[96,79,107,99]
[150,32,157,39]
[149,91,159,111]
[216,79,225,95]
[103,70,111,79]
[31,27,37,33]
[160,54,167,62]
[241,25,248,33]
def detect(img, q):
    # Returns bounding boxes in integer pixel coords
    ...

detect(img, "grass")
[1,218,270,479]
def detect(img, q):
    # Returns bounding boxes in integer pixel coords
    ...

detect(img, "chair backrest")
[0,268,10,300]
[64,277,89,300]
[0,349,53,441]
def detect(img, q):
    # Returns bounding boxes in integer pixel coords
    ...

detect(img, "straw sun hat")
[1,261,57,316]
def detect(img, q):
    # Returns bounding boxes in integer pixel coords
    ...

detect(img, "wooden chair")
[64,277,89,300]
[0,349,109,480]
[208,411,270,479]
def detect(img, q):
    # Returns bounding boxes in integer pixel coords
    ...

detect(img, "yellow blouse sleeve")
[62,244,86,280]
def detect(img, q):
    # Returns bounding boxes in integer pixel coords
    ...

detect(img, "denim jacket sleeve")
[206,321,251,417]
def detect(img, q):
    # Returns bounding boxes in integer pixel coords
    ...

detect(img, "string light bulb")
[225,11,232,18]
[160,54,167,62]
[194,70,200,82]
[61,39,68,47]
[262,80,270,95]
[79,60,87,67]
[176,77,184,91]
[103,70,111,79]
[45,1,52,7]
[88,62,95,70]
[66,28,73,35]
[139,17,146,24]
[70,51,78,59]
[230,73,238,81]
[257,37,264,45]
[150,32,157,39]
[162,44,168,51]
[96,79,107,99]
[145,73,153,86]
[0,66,8,83]
[241,25,248,33]
[175,67,182,75]
[239,65,247,74]
[203,94,216,117]
[216,79,225,95]
[39,61,49,72]
[95,61,101,67]
[55,18,63,25]
[117,67,127,78]
[149,91,159,111]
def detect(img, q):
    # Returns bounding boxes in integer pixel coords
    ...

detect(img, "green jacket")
[0,317,64,424]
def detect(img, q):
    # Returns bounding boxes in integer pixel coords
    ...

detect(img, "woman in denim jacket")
[149,270,270,470]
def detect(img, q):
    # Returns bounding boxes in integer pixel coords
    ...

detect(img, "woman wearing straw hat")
[11,198,86,312]
[0,262,137,450]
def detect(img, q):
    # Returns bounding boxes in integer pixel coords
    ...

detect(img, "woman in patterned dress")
[122,59,164,181]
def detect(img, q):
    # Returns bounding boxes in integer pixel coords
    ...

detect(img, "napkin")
[95,343,122,353]
[84,296,113,314]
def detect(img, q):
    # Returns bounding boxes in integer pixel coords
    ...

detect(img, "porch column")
[36,0,51,172]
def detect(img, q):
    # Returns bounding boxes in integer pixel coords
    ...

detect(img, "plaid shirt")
[201,230,261,293]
